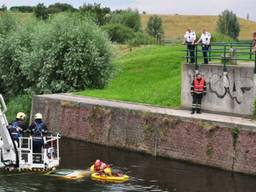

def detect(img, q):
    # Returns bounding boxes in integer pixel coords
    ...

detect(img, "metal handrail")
[184,41,256,74]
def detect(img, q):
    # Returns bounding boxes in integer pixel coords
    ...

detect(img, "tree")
[34,3,49,20]
[79,3,111,25]
[0,5,7,12]
[217,10,240,39]
[10,6,34,12]
[147,15,164,43]
[48,3,76,14]
[110,9,141,32]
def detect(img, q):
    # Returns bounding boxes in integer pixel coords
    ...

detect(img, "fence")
[184,41,256,73]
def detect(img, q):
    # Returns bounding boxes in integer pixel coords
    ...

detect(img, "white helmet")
[34,113,43,120]
[16,112,26,120]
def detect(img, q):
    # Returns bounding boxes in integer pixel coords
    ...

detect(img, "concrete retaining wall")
[32,94,256,175]
[182,64,256,115]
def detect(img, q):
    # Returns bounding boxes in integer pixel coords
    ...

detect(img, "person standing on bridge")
[184,27,196,63]
[191,73,207,114]
[196,29,211,64]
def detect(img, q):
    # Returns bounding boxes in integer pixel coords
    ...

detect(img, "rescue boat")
[91,173,129,183]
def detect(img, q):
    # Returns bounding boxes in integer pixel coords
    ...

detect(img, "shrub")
[21,13,112,93]
[0,13,113,97]
[102,23,135,43]
[128,32,154,47]
[217,10,240,39]
[110,9,141,32]
[0,12,17,35]
[211,32,235,42]
[6,95,32,124]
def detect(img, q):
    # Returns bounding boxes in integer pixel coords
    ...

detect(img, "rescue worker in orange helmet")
[190,73,207,114]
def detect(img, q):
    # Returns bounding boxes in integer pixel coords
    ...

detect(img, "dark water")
[1,138,256,192]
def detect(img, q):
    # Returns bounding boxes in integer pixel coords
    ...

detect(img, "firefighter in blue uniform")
[29,113,48,153]
[9,112,27,145]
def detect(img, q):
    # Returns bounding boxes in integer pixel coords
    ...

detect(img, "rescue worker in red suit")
[92,160,112,176]
[191,73,207,114]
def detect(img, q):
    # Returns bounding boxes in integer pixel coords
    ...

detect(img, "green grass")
[77,45,183,107]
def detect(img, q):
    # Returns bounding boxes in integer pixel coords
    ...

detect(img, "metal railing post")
[250,46,252,60]
[223,45,227,72]
[209,45,212,62]
[186,44,189,63]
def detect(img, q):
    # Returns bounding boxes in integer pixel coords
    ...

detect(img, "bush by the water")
[0,12,112,98]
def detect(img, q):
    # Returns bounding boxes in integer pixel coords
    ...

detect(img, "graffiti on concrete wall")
[187,69,253,105]
[207,70,253,104]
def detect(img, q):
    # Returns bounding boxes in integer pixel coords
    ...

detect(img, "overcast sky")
[1,0,256,21]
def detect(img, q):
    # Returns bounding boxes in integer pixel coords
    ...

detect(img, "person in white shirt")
[196,29,211,64]
[184,27,196,63]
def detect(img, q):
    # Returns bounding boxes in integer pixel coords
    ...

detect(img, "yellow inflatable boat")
[91,173,129,183]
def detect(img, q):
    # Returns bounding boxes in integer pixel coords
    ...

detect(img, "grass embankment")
[77,45,183,107]
[141,15,256,40]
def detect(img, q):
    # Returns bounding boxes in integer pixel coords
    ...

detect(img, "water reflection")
[0,138,255,192]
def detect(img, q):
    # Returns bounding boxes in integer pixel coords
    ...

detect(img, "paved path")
[38,94,256,130]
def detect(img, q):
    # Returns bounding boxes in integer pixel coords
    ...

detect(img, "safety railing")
[18,134,60,170]
[184,41,256,73]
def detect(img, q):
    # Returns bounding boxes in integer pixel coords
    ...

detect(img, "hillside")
[77,45,183,107]
[141,15,256,40]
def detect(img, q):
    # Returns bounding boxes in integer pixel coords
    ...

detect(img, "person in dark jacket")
[191,73,207,114]
[9,112,27,145]
[29,113,48,153]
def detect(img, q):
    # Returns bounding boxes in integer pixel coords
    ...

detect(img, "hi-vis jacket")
[191,78,207,94]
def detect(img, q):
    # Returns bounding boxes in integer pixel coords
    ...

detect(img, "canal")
[1,138,256,192]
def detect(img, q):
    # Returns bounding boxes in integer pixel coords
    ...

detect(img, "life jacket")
[32,121,45,137]
[9,121,22,139]
[194,78,205,93]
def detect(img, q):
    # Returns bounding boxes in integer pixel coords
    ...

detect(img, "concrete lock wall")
[182,64,256,115]
[32,94,256,175]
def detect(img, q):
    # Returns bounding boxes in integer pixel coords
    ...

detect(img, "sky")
[1,0,256,21]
